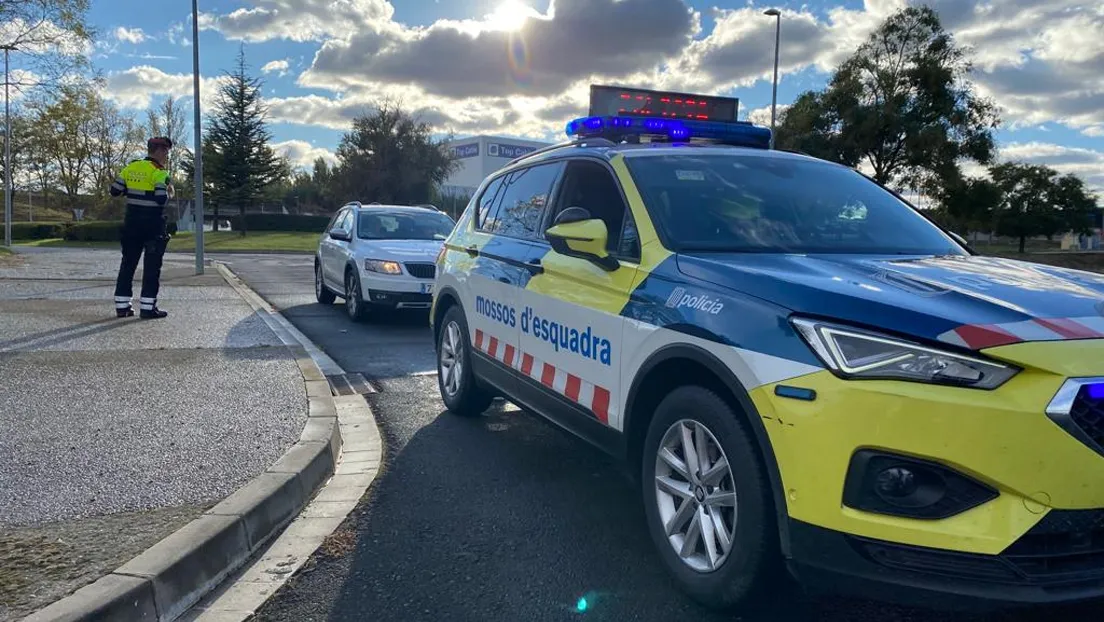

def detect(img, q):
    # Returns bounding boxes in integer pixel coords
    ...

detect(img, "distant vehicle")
[315,202,456,321]
[430,84,1104,612]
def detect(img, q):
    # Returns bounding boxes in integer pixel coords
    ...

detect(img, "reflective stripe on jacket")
[110,158,169,209]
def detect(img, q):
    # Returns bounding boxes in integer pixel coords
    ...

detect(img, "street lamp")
[191,0,205,274]
[764,8,781,149]
[3,44,14,247]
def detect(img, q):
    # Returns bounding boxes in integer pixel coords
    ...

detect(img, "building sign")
[488,143,538,159]
[451,143,480,159]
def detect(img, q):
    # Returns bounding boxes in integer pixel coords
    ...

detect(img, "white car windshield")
[357,210,455,241]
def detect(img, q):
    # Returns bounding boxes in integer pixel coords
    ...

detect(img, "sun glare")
[486,0,532,32]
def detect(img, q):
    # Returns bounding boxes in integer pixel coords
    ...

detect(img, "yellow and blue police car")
[429,85,1104,611]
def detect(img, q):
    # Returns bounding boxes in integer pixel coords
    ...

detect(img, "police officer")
[111,137,174,319]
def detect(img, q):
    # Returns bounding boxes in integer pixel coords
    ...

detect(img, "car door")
[460,162,565,396]
[322,208,351,287]
[518,158,642,436]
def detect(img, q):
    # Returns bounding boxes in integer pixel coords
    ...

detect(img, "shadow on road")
[255,387,1094,622]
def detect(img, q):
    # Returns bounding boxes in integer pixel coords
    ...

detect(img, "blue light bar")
[565,115,771,149]
[1088,383,1104,400]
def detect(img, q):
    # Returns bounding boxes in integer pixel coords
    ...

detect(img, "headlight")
[791,318,1018,390]
[364,259,402,275]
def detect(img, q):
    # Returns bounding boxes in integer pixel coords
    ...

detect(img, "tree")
[0,0,94,90]
[25,85,98,206]
[990,163,1099,253]
[204,47,287,234]
[333,101,458,205]
[775,6,999,193]
[23,84,143,214]
[935,174,1002,235]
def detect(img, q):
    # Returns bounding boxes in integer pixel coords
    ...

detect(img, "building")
[440,135,553,198]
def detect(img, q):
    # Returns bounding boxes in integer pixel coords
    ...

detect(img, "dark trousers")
[114,209,169,305]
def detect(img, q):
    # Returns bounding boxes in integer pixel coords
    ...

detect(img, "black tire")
[344,268,370,322]
[315,261,336,305]
[640,385,780,611]
[436,305,494,416]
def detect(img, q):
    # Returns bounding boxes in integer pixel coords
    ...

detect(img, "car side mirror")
[545,207,619,272]
[329,228,351,241]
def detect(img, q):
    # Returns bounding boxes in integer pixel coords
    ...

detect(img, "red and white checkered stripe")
[938,316,1104,349]
[473,329,613,425]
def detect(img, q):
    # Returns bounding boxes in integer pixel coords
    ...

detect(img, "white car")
[315,202,456,321]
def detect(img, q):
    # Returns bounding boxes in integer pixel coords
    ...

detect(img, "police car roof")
[507,140,833,169]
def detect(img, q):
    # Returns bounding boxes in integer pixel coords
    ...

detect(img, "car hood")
[676,252,1104,350]
[357,238,443,261]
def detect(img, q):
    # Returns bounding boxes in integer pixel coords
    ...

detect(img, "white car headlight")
[791,318,1019,390]
[364,259,402,275]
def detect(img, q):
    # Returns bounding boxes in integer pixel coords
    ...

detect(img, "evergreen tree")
[204,47,288,235]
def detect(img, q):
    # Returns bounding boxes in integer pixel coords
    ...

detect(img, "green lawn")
[16,231,320,253]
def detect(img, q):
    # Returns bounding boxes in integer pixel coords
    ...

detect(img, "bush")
[232,213,332,232]
[10,222,66,240]
[65,221,124,242]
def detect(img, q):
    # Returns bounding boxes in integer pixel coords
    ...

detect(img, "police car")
[429,85,1104,610]
[315,202,455,320]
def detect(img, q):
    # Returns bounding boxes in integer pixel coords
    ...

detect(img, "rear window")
[623,153,963,255]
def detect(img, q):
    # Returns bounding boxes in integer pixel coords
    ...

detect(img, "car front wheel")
[315,261,336,305]
[437,305,493,416]
[641,385,781,611]
[344,269,369,322]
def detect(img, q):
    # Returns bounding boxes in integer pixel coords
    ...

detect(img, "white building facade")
[440,135,553,198]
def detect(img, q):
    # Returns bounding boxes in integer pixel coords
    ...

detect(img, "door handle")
[465,245,478,257]
[527,257,541,266]
[498,277,510,284]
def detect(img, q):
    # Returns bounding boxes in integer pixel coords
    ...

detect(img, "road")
[220,253,1087,622]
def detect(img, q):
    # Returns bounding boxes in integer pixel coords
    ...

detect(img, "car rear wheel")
[315,261,336,305]
[641,386,780,611]
[437,305,493,416]
[344,268,369,322]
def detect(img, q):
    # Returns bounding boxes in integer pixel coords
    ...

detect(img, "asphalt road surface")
[220,253,1097,622]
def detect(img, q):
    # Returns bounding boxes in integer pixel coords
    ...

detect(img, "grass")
[15,231,320,253]
[0,246,11,255]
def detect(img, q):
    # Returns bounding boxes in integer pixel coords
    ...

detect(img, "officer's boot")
[115,296,134,318]
[139,296,168,319]
[140,306,168,320]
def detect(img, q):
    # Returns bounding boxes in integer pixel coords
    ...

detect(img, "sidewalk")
[0,248,309,620]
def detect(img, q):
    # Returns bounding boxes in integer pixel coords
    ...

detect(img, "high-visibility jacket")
[110,158,169,210]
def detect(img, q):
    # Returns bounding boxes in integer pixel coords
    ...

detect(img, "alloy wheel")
[654,419,738,573]
[315,264,324,297]
[346,273,359,317]
[439,320,464,397]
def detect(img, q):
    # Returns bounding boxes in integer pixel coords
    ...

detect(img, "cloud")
[998,142,1104,196]
[199,0,395,42]
[114,26,147,44]
[261,59,290,76]
[272,139,337,169]
[298,0,698,99]
[101,65,226,110]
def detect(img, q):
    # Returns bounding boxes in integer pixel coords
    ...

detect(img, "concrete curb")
[23,267,343,622]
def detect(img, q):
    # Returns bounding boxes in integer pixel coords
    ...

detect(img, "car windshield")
[357,210,455,241]
[623,152,964,255]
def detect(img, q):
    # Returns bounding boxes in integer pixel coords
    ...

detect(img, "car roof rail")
[413,203,441,211]
[506,137,619,166]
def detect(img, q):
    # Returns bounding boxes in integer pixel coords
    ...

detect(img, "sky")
[77,0,1104,193]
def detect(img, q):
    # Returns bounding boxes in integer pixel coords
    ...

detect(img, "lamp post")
[764,8,781,150]
[3,45,13,247]
[191,0,205,274]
